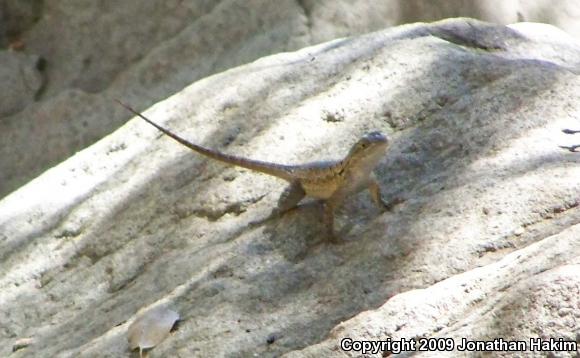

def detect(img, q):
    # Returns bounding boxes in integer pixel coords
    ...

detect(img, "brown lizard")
[117,100,399,238]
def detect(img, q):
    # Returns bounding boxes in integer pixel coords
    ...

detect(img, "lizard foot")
[327,232,343,244]
[382,196,405,211]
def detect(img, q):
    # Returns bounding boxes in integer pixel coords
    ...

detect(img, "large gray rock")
[289,231,580,357]
[397,0,580,39]
[3,0,580,201]
[0,51,43,117]
[1,19,580,357]
[0,0,43,46]
[0,0,392,199]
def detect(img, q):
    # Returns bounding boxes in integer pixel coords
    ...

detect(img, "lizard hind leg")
[275,182,306,214]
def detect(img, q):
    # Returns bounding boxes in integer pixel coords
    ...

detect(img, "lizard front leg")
[275,181,305,214]
[368,177,403,211]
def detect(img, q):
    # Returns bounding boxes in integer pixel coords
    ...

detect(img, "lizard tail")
[116,100,294,181]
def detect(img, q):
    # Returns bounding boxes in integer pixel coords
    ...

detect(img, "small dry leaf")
[12,337,34,352]
[128,306,179,356]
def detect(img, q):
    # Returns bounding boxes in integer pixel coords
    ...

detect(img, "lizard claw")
[382,197,405,211]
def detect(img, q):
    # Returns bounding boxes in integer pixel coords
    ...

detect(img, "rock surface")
[2,0,580,200]
[0,0,392,199]
[0,50,43,117]
[2,18,580,357]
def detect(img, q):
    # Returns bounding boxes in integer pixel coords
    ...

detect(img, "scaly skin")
[118,100,398,239]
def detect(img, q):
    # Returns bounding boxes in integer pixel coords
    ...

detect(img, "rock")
[0,0,43,46]
[1,18,580,357]
[0,51,43,117]
[3,0,580,201]
[0,0,395,198]
[398,0,580,39]
[287,236,580,357]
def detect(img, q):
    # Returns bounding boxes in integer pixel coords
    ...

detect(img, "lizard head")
[344,131,390,170]
[349,131,389,156]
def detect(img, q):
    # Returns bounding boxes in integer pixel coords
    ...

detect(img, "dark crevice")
[478,199,580,262]
[425,20,526,52]
[295,0,312,41]
[428,28,506,51]
[33,56,48,101]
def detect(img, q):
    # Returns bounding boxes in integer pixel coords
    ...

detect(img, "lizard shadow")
[242,200,329,262]
[249,193,395,263]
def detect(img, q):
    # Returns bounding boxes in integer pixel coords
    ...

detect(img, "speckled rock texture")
[1,18,580,357]
[2,0,580,200]
[0,0,395,199]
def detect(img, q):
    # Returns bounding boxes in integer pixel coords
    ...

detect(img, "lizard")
[117,100,399,239]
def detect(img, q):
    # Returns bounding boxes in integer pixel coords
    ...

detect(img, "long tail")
[116,100,294,180]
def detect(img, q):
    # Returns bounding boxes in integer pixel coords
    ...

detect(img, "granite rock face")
[1,19,580,357]
[0,0,390,199]
[0,50,43,117]
[2,0,580,200]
